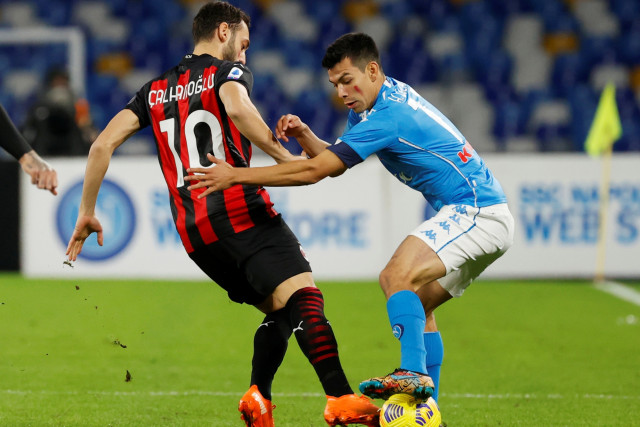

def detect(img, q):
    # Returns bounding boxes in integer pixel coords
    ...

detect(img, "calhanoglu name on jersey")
[148,73,215,107]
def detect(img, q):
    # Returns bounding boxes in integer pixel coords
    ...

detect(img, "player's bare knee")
[379,267,413,299]
[379,269,393,298]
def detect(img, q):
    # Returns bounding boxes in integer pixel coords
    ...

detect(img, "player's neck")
[193,41,222,59]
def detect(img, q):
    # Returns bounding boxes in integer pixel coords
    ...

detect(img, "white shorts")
[409,203,514,297]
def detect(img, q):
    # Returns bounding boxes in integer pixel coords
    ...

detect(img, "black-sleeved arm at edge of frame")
[0,103,33,160]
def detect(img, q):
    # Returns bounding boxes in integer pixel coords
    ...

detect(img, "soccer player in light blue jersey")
[185,32,515,404]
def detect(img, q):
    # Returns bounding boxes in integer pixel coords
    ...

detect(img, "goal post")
[0,27,86,97]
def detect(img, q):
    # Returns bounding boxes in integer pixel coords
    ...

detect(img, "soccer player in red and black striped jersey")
[1,103,58,194]
[65,2,378,426]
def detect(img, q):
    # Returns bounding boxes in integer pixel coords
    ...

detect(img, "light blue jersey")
[327,77,506,211]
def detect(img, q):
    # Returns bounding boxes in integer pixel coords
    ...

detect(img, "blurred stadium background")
[1,0,640,156]
[1,0,639,275]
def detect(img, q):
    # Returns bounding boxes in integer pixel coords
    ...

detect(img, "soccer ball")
[380,393,441,427]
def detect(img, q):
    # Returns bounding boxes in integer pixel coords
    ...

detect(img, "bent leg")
[379,236,447,374]
[262,276,379,425]
[380,236,446,300]
[287,286,353,397]
[256,273,355,398]
[358,237,449,400]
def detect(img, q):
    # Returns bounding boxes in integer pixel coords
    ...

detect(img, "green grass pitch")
[1,274,639,426]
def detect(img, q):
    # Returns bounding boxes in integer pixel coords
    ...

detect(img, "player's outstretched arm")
[184,150,347,198]
[66,109,140,261]
[18,150,58,195]
[275,114,330,158]
[219,81,302,164]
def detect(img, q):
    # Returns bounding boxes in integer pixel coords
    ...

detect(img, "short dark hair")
[192,1,251,44]
[322,32,381,71]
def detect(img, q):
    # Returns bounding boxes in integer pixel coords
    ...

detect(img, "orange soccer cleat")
[324,393,380,426]
[238,385,275,427]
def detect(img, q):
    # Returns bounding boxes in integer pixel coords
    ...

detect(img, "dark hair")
[192,1,251,44]
[322,32,381,71]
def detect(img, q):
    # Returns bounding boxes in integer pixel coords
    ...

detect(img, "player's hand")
[19,150,58,195]
[275,114,308,142]
[184,153,234,198]
[66,215,104,261]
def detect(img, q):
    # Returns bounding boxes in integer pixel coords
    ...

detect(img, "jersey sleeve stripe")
[327,140,363,168]
[409,96,464,144]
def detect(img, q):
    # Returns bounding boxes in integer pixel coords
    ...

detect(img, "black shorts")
[188,215,311,305]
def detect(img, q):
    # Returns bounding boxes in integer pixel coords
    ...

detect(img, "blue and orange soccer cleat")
[239,385,275,427]
[359,369,435,401]
[324,393,380,426]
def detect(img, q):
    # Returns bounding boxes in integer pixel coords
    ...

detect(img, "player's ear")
[217,22,230,43]
[368,62,379,82]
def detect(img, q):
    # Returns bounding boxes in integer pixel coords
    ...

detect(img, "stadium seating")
[1,0,639,155]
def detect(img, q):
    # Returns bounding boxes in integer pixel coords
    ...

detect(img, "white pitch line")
[2,390,639,400]
[0,390,324,398]
[443,392,640,400]
[594,281,640,307]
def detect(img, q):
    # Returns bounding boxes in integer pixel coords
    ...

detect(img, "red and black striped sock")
[287,287,353,397]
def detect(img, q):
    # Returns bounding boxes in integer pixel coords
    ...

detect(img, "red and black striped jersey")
[126,53,277,253]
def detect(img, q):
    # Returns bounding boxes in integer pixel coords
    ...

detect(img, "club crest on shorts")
[392,324,404,339]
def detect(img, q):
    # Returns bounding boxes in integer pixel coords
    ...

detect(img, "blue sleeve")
[338,114,397,161]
